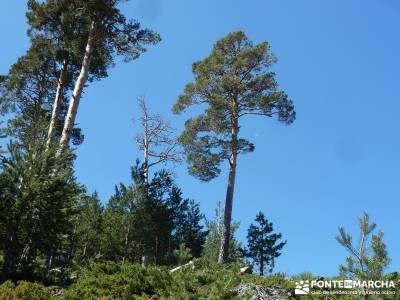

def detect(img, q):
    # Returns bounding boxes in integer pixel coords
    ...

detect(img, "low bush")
[61,260,246,299]
[6,262,394,299]
[168,260,242,299]
[0,280,52,300]
[62,263,172,299]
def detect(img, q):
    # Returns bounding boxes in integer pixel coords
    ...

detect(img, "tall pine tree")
[173,31,295,262]
[22,0,160,149]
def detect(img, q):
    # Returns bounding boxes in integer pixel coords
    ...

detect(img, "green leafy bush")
[62,263,172,299]
[0,280,52,300]
[61,260,246,299]
[62,260,293,299]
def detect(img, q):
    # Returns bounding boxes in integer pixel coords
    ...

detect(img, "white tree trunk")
[59,22,95,149]
[47,59,67,147]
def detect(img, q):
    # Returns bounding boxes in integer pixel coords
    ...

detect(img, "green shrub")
[167,259,242,299]
[62,262,172,299]
[0,280,53,300]
[62,260,247,299]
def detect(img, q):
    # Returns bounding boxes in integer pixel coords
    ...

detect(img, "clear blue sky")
[1,0,399,276]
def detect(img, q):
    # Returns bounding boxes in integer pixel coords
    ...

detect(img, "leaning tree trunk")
[59,22,95,150]
[47,59,68,147]
[218,114,239,263]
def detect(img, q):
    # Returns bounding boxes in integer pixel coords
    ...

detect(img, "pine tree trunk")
[218,153,237,263]
[59,22,95,149]
[218,112,238,263]
[47,59,67,147]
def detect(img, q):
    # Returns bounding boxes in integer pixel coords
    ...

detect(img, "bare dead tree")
[135,97,182,184]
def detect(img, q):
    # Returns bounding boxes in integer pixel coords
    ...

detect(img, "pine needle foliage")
[336,212,391,281]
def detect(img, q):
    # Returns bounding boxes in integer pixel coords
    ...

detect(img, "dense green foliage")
[70,193,104,265]
[0,138,81,281]
[0,262,285,299]
[63,261,244,299]
[1,262,398,299]
[100,165,206,265]
[0,280,53,300]
[63,263,172,299]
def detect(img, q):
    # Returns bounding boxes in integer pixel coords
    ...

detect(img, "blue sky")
[1,0,399,276]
